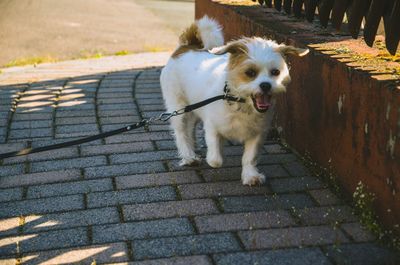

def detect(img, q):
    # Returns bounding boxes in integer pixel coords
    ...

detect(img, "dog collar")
[223,83,246,103]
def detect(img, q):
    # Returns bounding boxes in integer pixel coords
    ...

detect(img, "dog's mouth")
[251,93,272,113]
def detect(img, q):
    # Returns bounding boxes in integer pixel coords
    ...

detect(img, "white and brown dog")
[160,16,308,185]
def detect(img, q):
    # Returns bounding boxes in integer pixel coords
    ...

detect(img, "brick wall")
[196,0,400,233]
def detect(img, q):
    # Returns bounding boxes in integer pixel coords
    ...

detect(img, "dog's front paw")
[179,156,202,167]
[242,174,266,186]
[241,167,266,186]
[206,155,223,168]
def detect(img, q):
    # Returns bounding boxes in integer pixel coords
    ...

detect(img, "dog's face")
[213,37,308,113]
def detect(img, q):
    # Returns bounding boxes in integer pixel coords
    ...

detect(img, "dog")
[160,16,308,185]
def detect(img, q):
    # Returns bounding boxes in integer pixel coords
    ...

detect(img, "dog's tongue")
[255,94,272,110]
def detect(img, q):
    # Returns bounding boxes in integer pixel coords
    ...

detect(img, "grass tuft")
[115,50,131,56]
[5,56,58,68]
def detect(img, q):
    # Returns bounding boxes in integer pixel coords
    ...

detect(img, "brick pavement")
[0,54,399,265]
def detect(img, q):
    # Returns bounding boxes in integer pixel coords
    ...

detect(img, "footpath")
[0,53,398,265]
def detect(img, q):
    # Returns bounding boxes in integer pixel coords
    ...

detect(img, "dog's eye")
[270,69,280,76]
[245,69,257,78]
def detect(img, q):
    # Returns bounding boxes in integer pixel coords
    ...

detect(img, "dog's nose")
[259,82,271,93]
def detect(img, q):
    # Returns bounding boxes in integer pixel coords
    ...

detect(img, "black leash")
[0,86,245,160]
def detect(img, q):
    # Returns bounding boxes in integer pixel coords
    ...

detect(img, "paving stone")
[56,124,98,134]
[15,105,54,114]
[325,243,400,265]
[260,153,298,164]
[98,109,140,117]
[58,94,94,102]
[155,140,176,150]
[135,93,162,99]
[100,116,140,124]
[0,194,84,218]
[55,116,96,125]
[341,223,376,242]
[140,104,166,111]
[21,242,129,265]
[220,193,315,213]
[123,199,219,221]
[0,258,15,265]
[30,156,107,172]
[98,97,135,104]
[10,120,52,129]
[270,176,326,193]
[238,225,348,249]
[133,233,241,260]
[0,187,23,202]
[144,124,171,133]
[98,103,136,111]
[93,218,194,243]
[178,181,271,199]
[27,178,113,198]
[214,248,332,265]
[57,103,95,111]
[296,206,358,225]
[81,142,154,156]
[12,113,52,121]
[97,93,132,99]
[87,186,176,208]
[84,162,166,179]
[309,189,341,206]
[0,169,81,188]
[23,207,119,233]
[284,161,311,176]
[0,164,25,177]
[124,255,212,265]
[135,83,160,89]
[30,137,102,148]
[110,150,179,164]
[0,227,88,255]
[200,165,289,182]
[116,171,201,189]
[195,210,295,233]
[0,217,20,237]
[106,131,173,144]
[136,98,164,105]
[8,128,52,139]
[263,143,289,154]
[3,147,79,165]
[56,109,96,118]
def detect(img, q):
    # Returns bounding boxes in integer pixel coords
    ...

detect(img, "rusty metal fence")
[254,0,400,55]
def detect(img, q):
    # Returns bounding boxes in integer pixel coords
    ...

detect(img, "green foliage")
[353,181,400,250]
[5,56,58,67]
[353,181,380,233]
[115,50,130,56]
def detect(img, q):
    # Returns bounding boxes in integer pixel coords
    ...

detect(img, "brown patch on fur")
[172,45,202,58]
[276,45,309,57]
[172,23,204,58]
[212,40,250,70]
[179,23,202,46]
[229,62,261,86]
[214,39,261,91]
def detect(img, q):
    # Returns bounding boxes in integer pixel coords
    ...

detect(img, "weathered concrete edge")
[196,0,400,234]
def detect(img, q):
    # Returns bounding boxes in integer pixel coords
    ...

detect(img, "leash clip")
[157,108,185,122]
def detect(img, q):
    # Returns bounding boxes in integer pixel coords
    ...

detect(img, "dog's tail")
[179,15,224,50]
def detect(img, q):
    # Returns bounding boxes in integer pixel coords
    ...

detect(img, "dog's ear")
[276,45,309,57]
[211,40,248,55]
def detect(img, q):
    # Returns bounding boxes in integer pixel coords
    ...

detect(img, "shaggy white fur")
[160,16,308,185]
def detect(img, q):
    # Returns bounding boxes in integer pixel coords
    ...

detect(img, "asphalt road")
[0,0,194,66]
